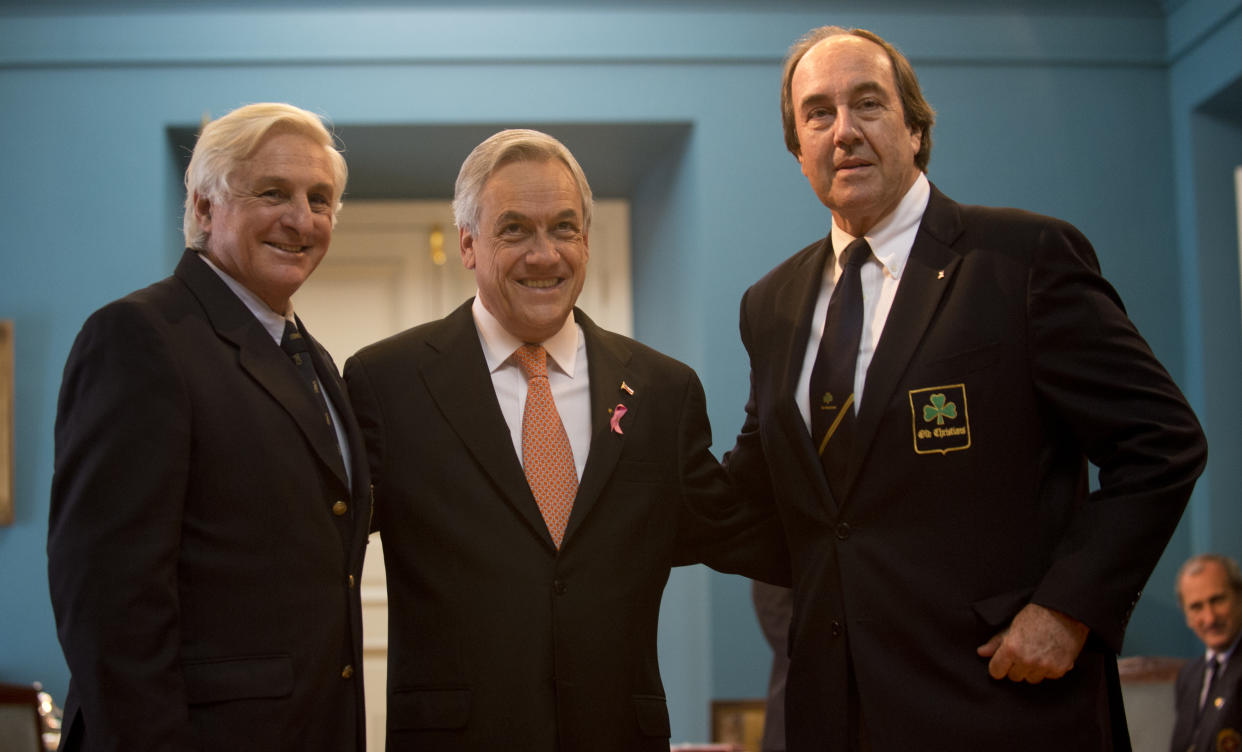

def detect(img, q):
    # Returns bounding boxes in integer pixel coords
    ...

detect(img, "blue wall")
[2,1,1240,741]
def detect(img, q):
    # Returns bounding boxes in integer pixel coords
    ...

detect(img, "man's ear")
[193,191,213,233]
[459,226,476,270]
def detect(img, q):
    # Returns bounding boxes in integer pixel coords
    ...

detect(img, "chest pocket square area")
[909,384,971,455]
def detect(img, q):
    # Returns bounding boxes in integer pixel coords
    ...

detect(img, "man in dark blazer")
[48,103,370,751]
[344,129,784,751]
[1171,555,1242,752]
[724,26,1207,750]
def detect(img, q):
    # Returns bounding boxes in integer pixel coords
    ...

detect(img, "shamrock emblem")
[922,393,957,425]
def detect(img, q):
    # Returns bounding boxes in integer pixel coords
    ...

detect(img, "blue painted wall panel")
[2,2,1239,741]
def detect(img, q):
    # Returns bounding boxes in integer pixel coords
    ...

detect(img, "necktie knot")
[839,237,872,270]
[515,344,549,381]
[280,320,310,359]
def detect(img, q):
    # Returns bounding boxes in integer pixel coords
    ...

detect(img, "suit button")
[553,580,568,596]
[348,574,356,588]
[341,665,354,679]
[831,620,843,637]
[332,501,348,516]
[835,522,851,540]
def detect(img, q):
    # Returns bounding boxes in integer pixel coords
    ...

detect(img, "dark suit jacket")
[344,301,785,752]
[1171,655,1242,752]
[725,184,1207,751]
[48,249,371,751]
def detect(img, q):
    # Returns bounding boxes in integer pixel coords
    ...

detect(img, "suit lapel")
[847,186,964,496]
[563,310,636,545]
[175,250,350,487]
[420,303,554,547]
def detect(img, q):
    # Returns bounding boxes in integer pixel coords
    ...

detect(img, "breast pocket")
[920,341,1001,381]
[182,654,293,705]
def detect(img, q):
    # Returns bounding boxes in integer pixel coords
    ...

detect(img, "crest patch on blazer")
[1218,728,1241,752]
[909,384,971,455]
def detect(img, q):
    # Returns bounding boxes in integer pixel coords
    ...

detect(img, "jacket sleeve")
[674,360,791,587]
[1024,221,1207,651]
[48,301,198,750]
[342,353,386,534]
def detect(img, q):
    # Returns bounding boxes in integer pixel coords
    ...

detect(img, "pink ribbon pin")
[610,404,628,434]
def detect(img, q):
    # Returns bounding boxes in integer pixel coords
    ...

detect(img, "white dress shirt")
[796,173,931,433]
[471,296,591,481]
[198,252,354,486]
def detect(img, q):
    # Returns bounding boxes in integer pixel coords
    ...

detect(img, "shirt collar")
[830,171,930,280]
[1208,634,1242,665]
[197,252,294,344]
[471,296,582,378]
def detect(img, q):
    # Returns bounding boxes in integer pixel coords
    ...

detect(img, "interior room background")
[2,0,1241,742]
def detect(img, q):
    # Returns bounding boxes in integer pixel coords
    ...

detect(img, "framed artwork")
[710,698,766,752]
[0,320,12,526]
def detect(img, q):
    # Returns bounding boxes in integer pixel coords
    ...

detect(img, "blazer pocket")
[183,654,293,705]
[632,694,671,737]
[971,586,1036,629]
[388,687,471,730]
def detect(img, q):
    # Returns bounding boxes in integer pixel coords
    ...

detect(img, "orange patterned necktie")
[515,344,578,548]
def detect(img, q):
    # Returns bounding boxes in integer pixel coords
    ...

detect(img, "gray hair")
[452,129,593,235]
[183,102,348,249]
[1176,554,1242,605]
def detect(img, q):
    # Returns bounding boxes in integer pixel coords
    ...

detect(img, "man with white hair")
[49,102,370,751]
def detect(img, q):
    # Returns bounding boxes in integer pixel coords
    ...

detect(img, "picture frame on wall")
[1236,166,1242,326]
[1,320,12,526]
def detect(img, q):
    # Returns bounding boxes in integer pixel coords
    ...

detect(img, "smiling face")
[1180,561,1242,652]
[790,34,922,236]
[460,158,588,343]
[195,129,338,314]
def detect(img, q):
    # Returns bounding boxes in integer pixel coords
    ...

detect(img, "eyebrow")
[800,80,888,110]
[493,210,531,228]
[251,176,336,195]
[493,208,581,228]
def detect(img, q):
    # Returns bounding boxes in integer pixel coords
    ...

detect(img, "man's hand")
[976,602,1089,683]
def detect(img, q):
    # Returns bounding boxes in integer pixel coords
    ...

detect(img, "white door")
[292,199,632,751]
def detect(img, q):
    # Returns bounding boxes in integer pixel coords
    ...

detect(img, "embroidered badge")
[909,384,971,455]
[1215,728,1240,752]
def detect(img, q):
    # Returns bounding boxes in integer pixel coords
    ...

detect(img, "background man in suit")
[1171,554,1242,752]
[48,103,370,751]
[344,129,784,751]
[752,581,792,752]
[724,26,1207,750]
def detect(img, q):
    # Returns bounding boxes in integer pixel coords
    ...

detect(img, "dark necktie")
[280,320,337,444]
[1199,656,1223,718]
[809,237,872,497]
